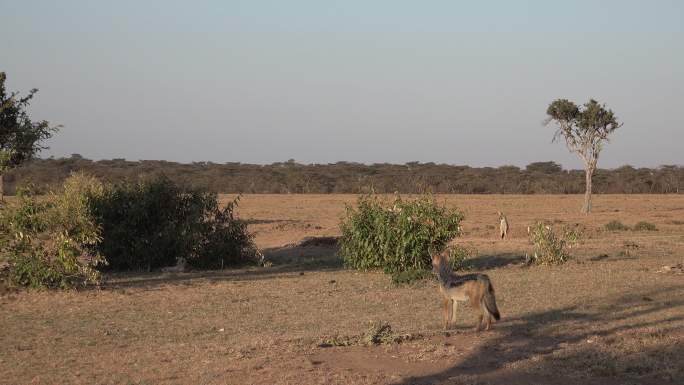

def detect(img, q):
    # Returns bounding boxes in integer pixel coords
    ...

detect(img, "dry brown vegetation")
[2,194,684,384]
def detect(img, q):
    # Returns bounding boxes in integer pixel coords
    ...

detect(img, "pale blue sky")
[2,1,682,168]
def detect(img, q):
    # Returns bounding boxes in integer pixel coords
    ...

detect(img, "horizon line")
[33,155,683,171]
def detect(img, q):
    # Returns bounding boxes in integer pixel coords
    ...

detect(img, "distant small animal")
[498,211,509,240]
[432,249,501,332]
[161,257,187,273]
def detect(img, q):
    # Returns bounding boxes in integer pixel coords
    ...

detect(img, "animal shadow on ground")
[103,236,342,290]
[393,286,684,385]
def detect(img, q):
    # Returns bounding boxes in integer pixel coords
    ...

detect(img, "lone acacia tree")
[0,72,58,200]
[545,98,622,213]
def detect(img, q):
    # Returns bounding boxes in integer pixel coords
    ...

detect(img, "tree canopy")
[546,99,621,168]
[546,98,622,213]
[0,72,58,173]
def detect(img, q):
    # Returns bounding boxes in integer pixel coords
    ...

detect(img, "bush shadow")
[463,253,526,270]
[102,237,343,290]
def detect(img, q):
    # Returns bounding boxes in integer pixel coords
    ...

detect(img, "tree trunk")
[582,167,593,214]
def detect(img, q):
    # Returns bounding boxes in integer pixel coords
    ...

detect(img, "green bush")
[187,195,262,269]
[604,220,630,231]
[89,176,260,271]
[0,174,261,287]
[448,245,470,271]
[391,245,469,284]
[528,222,570,265]
[339,194,464,276]
[0,173,106,289]
[633,221,657,231]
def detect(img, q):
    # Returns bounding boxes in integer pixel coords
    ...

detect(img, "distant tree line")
[2,155,682,195]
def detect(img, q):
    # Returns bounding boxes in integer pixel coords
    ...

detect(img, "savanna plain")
[2,194,684,385]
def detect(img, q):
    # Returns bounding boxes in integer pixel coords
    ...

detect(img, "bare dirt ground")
[2,194,684,385]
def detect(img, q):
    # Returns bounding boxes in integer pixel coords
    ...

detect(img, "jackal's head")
[431,250,447,273]
[432,249,453,285]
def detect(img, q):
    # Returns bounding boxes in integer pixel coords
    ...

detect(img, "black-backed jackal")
[498,211,509,240]
[432,250,500,331]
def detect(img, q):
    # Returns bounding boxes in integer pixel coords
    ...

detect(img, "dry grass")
[2,194,684,384]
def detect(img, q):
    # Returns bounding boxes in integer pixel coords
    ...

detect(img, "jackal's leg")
[451,301,459,328]
[484,314,492,331]
[443,299,452,330]
[474,314,483,332]
[447,299,455,329]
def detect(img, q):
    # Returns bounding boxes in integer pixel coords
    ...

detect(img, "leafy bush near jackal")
[528,222,573,265]
[89,176,260,271]
[390,245,469,284]
[0,173,106,289]
[339,194,464,276]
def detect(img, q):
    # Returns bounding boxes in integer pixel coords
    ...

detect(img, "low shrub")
[561,224,585,249]
[363,321,395,345]
[633,221,657,231]
[528,222,570,265]
[320,334,357,347]
[321,322,420,347]
[0,173,106,289]
[604,220,630,231]
[362,321,418,345]
[339,194,464,276]
[89,176,260,271]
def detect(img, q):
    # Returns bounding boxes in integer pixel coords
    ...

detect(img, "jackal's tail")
[479,276,501,320]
